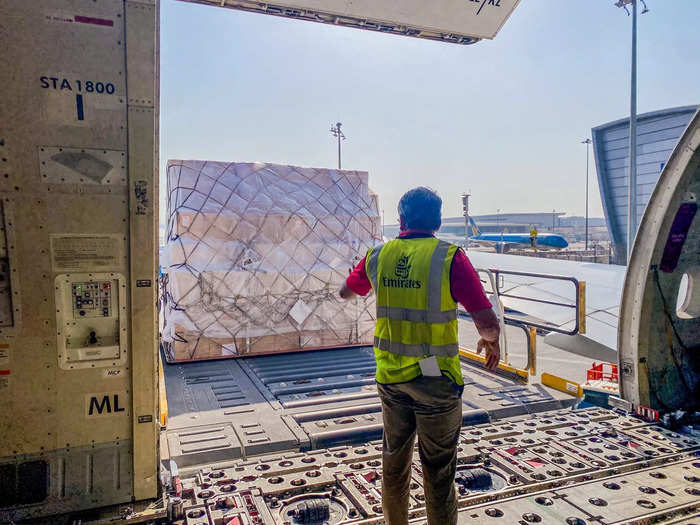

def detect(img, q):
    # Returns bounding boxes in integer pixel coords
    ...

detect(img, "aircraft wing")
[468,238,511,246]
[465,251,625,361]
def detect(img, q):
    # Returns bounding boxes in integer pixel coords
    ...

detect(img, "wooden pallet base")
[165,328,372,363]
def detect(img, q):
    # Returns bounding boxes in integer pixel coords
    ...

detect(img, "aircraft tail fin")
[468,217,481,236]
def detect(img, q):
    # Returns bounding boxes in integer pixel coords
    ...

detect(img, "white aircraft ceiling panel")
[179,0,521,43]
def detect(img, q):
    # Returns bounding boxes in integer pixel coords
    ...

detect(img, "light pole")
[329,122,346,169]
[461,193,470,250]
[582,138,592,250]
[615,0,649,262]
[552,209,556,232]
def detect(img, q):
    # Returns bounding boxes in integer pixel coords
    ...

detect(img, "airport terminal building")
[387,213,569,240]
[592,105,698,264]
[386,106,700,256]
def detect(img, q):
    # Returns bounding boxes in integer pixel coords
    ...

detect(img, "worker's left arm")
[339,281,356,299]
[450,248,501,370]
[339,256,370,300]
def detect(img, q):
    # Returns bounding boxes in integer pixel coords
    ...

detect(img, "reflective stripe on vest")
[373,336,459,357]
[375,305,457,323]
[427,240,452,313]
[367,242,384,291]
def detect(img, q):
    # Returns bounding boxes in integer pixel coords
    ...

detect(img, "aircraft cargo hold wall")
[161,160,382,362]
[0,0,159,520]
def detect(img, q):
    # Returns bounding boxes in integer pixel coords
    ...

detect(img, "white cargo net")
[160,160,381,362]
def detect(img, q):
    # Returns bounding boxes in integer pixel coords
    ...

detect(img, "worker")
[530,225,538,248]
[339,187,501,525]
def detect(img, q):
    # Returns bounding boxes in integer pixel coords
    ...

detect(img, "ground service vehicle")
[0,1,698,524]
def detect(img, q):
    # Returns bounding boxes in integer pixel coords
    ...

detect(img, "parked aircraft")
[467,217,568,250]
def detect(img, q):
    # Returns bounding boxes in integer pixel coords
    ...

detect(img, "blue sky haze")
[160,0,700,224]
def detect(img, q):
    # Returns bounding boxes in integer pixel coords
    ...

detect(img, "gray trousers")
[377,375,463,525]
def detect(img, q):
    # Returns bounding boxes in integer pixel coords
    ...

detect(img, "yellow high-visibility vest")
[365,237,463,385]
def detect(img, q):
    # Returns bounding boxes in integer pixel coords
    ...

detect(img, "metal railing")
[474,269,509,365]
[467,268,587,377]
[490,269,586,336]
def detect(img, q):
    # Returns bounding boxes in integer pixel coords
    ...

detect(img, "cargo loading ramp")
[161,259,590,473]
[161,340,579,473]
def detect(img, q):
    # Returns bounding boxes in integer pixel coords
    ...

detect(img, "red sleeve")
[450,249,492,313]
[346,256,372,297]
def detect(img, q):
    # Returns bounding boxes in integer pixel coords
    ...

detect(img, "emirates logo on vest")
[395,255,411,278]
[382,254,422,289]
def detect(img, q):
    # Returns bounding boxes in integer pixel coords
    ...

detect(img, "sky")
[159,0,700,226]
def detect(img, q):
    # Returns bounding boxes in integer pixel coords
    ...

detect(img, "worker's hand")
[339,282,356,300]
[476,338,500,371]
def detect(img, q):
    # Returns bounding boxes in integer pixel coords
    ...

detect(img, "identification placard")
[419,356,442,377]
[50,234,124,271]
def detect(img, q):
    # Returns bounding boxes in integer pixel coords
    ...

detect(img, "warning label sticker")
[0,345,9,366]
[50,234,124,271]
[0,371,10,393]
[44,12,115,28]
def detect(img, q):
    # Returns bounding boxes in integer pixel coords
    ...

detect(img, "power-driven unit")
[0,1,159,520]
